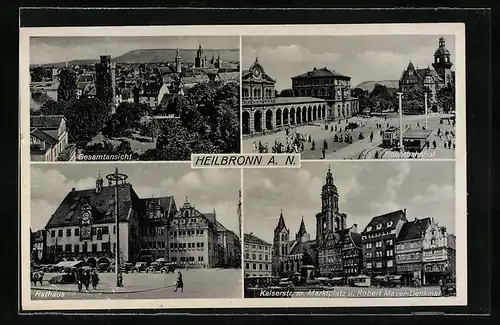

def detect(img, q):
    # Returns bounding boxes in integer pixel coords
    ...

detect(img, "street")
[243,113,455,160]
[31,268,242,300]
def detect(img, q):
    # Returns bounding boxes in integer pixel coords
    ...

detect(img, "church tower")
[295,216,310,242]
[195,44,205,68]
[432,36,453,87]
[273,210,290,275]
[316,167,347,246]
[175,47,182,73]
[95,171,103,194]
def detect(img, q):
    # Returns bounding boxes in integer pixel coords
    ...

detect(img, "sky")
[243,161,455,244]
[242,35,456,90]
[30,36,240,65]
[30,164,241,234]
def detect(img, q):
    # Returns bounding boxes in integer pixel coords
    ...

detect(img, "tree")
[436,85,455,113]
[40,99,72,116]
[352,87,371,112]
[65,98,111,146]
[57,68,77,101]
[403,85,425,114]
[116,140,133,154]
[278,88,294,97]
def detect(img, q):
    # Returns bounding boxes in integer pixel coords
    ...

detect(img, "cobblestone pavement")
[31,268,242,300]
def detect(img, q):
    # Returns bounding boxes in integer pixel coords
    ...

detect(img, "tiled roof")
[30,128,58,146]
[31,115,64,129]
[142,196,174,215]
[397,217,431,241]
[244,233,271,246]
[290,240,315,255]
[46,183,143,228]
[292,67,350,79]
[217,72,240,80]
[204,212,216,225]
[351,232,362,246]
[275,97,327,105]
[362,209,407,233]
[216,220,227,232]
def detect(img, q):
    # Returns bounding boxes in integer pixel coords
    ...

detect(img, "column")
[249,110,255,134]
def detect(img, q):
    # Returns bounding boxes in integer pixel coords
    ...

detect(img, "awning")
[392,275,402,280]
[55,261,83,268]
[331,277,343,281]
[156,258,167,262]
[375,276,385,280]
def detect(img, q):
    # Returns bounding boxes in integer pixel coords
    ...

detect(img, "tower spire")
[276,209,287,231]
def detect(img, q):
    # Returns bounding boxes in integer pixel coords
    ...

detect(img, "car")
[160,263,176,273]
[146,262,161,273]
[132,262,148,273]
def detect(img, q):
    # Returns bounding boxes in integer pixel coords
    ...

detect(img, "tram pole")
[397,92,404,152]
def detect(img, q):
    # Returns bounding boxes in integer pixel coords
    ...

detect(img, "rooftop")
[292,67,350,79]
[274,97,327,105]
[30,115,65,130]
[403,129,433,139]
[397,217,432,242]
[362,209,407,233]
[244,233,271,246]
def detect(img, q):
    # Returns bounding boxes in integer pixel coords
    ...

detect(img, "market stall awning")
[55,260,84,268]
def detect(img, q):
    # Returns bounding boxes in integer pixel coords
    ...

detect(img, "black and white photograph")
[243,161,457,298]
[29,36,240,162]
[242,35,457,160]
[29,163,242,299]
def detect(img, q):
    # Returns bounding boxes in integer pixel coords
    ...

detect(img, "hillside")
[39,48,240,68]
[355,80,399,93]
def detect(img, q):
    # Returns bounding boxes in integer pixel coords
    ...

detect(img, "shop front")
[397,262,422,286]
[423,261,451,285]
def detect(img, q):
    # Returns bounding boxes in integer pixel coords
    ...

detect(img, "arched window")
[253,89,258,97]
[184,210,189,218]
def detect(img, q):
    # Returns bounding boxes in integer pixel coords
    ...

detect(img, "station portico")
[242,58,358,136]
[243,97,329,135]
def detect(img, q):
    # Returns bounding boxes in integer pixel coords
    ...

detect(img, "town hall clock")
[253,68,261,79]
[80,204,93,241]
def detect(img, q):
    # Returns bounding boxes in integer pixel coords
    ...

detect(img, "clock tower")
[316,167,347,246]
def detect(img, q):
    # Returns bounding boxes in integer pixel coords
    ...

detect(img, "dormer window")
[376,224,382,230]
[366,226,372,232]
[387,221,393,227]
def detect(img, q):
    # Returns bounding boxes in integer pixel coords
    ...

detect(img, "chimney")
[250,232,253,236]
[71,187,75,192]
[313,67,317,71]
[351,224,358,233]
[403,208,407,216]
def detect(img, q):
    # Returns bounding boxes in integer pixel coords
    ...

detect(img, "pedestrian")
[91,269,99,290]
[370,131,374,142]
[323,139,328,150]
[77,268,83,292]
[374,151,379,159]
[83,269,91,291]
[252,141,257,152]
[448,139,452,149]
[433,140,437,149]
[322,147,326,160]
[311,140,315,151]
[174,271,184,292]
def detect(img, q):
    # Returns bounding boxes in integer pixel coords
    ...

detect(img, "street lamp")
[424,92,428,129]
[397,92,404,152]
[106,167,128,288]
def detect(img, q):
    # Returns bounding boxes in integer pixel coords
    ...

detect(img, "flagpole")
[397,92,404,152]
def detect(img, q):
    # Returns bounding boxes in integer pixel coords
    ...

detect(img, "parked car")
[97,262,110,272]
[160,263,176,273]
[132,262,148,273]
[121,262,134,273]
[146,262,161,273]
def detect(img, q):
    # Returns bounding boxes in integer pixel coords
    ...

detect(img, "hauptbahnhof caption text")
[192,154,301,168]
